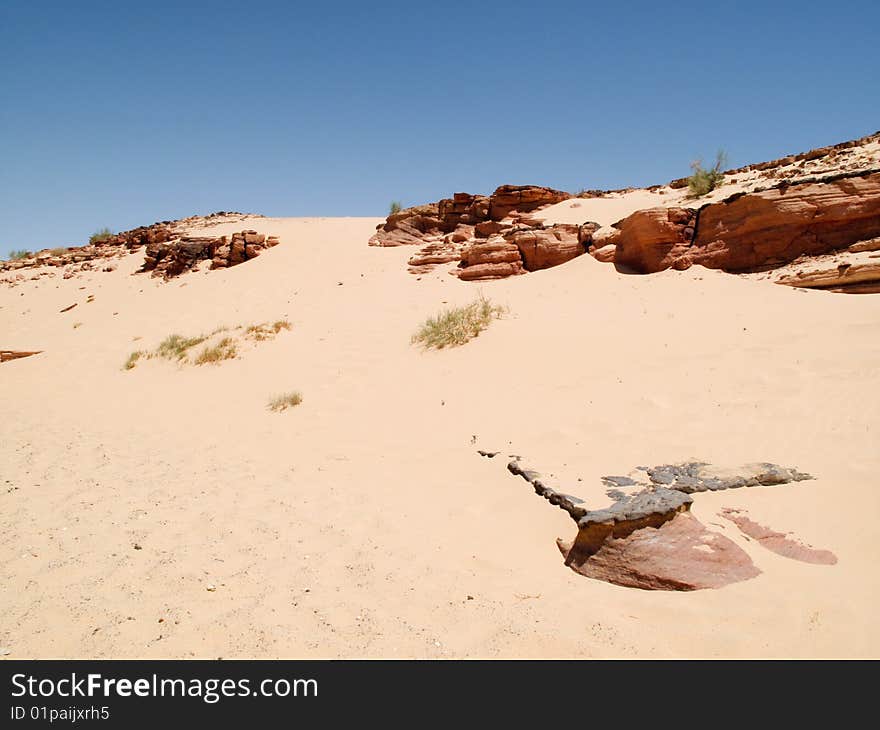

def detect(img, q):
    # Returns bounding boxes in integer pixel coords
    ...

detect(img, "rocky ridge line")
[0,213,277,285]
[368,132,880,291]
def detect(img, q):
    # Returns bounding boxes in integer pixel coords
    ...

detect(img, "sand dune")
[2,211,879,658]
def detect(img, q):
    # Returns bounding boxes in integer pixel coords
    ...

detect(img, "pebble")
[206,585,216,592]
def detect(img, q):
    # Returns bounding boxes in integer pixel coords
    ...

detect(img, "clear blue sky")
[1,0,878,256]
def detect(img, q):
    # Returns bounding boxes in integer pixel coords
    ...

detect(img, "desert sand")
[2,209,879,658]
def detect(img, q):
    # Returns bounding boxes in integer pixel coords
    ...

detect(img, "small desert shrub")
[389,201,402,215]
[48,247,68,256]
[7,249,31,261]
[124,350,143,370]
[89,228,113,245]
[194,337,237,365]
[412,295,505,349]
[156,334,206,360]
[688,150,728,197]
[272,319,291,333]
[267,391,303,412]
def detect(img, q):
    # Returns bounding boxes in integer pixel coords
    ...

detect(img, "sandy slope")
[2,214,879,658]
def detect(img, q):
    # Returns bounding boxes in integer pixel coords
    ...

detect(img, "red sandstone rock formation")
[503,224,586,271]
[600,170,880,284]
[693,171,880,272]
[368,185,570,254]
[602,207,698,273]
[458,239,525,281]
[487,185,569,220]
[454,222,597,280]
[368,204,444,247]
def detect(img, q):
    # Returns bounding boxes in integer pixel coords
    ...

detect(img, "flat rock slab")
[558,513,760,591]
[721,508,837,565]
[612,461,813,494]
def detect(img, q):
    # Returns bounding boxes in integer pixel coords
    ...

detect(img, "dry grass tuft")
[412,295,505,349]
[124,351,143,370]
[194,337,237,365]
[124,319,287,370]
[245,319,291,341]
[156,334,206,360]
[267,391,303,411]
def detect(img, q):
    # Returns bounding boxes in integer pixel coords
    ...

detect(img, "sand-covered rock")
[775,254,880,293]
[558,513,760,591]
[507,458,813,591]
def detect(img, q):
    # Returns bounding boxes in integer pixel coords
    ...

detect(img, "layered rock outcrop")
[2,214,278,285]
[370,185,573,279]
[597,169,880,292]
[1,213,264,284]
[142,230,280,278]
[693,171,880,272]
[507,458,814,591]
[775,255,880,294]
[455,222,597,280]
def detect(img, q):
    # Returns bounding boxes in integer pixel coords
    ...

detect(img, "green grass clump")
[7,249,31,261]
[193,337,237,365]
[89,228,114,245]
[412,295,505,350]
[124,351,143,370]
[156,334,207,360]
[688,150,727,197]
[389,201,402,215]
[268,391,303,412]
[48,247,69,256]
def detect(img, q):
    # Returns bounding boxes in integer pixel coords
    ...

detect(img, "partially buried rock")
[507,458,815,591]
